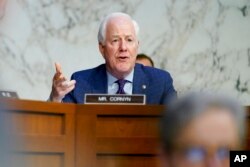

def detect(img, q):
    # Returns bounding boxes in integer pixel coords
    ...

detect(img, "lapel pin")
[142,85,146,89]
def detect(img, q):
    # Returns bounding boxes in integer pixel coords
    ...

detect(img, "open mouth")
[118,56,129,61]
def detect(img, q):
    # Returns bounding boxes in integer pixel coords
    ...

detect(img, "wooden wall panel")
[76,105,163,167]
[97,155,160,167]
[96,116,159,155]
[96,117,159,137]
[0,99,75,167]
[9,111,65,135]
[75,113,97,167]
[10,153,63,167]
[97,137,158,154]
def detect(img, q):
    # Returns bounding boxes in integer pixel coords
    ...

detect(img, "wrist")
[49,92,63,102]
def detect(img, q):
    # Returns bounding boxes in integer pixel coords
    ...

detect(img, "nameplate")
[84,94,146,105]
[0,90,19,99]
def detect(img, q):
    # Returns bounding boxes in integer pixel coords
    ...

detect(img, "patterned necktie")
[116,79,127,94]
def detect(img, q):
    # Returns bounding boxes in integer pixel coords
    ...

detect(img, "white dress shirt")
[107,69,134,94]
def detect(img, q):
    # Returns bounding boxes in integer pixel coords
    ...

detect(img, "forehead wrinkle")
[111,34,134,38]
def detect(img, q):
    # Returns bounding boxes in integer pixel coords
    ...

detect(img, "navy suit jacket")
[63,63,177,104]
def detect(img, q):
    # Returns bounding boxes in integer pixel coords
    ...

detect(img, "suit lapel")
[91,64,107,94]
[133,64,149,95]
[90,64,148,95]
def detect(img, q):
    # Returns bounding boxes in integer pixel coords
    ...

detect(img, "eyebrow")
[111,34,134,38]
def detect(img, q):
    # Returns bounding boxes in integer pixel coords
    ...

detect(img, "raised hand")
[49,63,76,102]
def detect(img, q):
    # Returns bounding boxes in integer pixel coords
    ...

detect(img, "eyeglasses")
[180,147,230,163]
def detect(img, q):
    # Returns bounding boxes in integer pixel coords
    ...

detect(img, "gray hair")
[160,91,247,152]
[97,12,140,45]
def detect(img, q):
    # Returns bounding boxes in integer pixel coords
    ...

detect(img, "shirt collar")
[107,69,134,86]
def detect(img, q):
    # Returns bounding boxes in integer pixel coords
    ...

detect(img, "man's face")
[162,108,240,167]
[99,17,139,78]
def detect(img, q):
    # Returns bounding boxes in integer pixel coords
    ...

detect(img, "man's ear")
[98,43,105,58]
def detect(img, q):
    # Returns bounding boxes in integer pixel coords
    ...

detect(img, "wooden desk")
[0,99,75,167]
[75,105,163,167]
[0,99,249,167]
[0,99,163,167]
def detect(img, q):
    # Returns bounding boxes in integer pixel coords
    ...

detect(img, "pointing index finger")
[55,62,62,74]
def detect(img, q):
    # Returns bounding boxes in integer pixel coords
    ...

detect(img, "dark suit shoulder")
[135,63,172,81]
[134,63,176,104]
[71,64,106,80]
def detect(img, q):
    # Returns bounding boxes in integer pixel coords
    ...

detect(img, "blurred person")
[159,92,246,167]
[0,0,6,19]
[0,2,27,166]
[0,108,11,167]
[0,1,11,166]
[49,12,177,104]
[136,53,154,67]
[0,104,27,167]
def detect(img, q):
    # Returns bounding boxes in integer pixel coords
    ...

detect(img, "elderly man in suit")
[49,12,177,104]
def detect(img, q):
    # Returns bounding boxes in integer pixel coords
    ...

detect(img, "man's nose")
[119,40,127,51]
[206,156,222,167]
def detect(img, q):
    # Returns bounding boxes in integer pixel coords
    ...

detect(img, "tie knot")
[116,79,127,87]
[116,79,127,94]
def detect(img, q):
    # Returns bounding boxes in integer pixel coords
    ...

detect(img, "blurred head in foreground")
[136,53,154,67]
[0,107,27,167]
[0,106,12,167]
[159,92,246,167]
